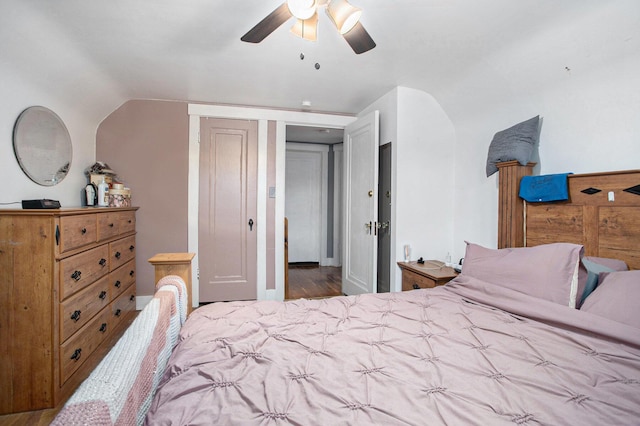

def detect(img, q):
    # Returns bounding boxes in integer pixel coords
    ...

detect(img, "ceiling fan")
[241,0,376,54]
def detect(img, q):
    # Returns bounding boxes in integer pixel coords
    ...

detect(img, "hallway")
[286,265,342,299]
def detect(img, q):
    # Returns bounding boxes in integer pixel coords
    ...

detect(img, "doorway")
[377,142,392,293]
[284,123,390,299]
[285,125,343,299]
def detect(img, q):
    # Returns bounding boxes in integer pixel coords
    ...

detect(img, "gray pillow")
[577,257,628,307]
[578,258,616,307]
[486,115,540,177]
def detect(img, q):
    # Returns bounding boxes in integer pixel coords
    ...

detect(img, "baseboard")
[264,289,277,300]
[321,257,341,267]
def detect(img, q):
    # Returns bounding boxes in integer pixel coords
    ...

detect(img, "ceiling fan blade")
[241,3,292,43]
[342,21,376,54]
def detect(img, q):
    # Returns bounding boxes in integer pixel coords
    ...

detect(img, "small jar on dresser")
[397,260,458,291]
[0,206,138,415]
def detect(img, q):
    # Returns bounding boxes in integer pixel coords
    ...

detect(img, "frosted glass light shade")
[326,0,362,34]
[290,13,318,41]
[287,0,318,20]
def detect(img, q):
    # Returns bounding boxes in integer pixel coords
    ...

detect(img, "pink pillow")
[462,242,583,307]
[580,270,640,328]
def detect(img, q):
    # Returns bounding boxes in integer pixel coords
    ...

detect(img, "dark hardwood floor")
[0,407,59,426]
[287,264,342,299]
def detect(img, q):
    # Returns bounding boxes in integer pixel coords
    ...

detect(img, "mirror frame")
[13,106,73,186]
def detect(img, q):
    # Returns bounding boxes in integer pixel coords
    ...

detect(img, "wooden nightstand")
[398,260,458,291]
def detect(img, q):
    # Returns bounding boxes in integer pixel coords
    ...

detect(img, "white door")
[342,111,380,295]
[285,145,324,263]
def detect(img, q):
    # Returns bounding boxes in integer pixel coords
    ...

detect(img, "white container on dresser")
[0,207,138,415]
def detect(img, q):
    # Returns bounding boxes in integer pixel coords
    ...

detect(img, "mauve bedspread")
[145,276,640,425]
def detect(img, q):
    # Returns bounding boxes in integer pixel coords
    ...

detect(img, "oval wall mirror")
[13,106,73,186]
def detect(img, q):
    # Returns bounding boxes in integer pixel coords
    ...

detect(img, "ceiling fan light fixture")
[287,0,318,20]
[290,13,318,41]
[241,0,375,54]
[326,0,362,34]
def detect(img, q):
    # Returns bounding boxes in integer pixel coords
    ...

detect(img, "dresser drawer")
[110,259,136,299]
[402,269,438,290]
[59,214,97,253]
[60,308,111,385]
[97,212,120,241]
[111,284,136,329]
[110,235,136,271]
[118,210,136,235]
[60,276,110,342]
[98,211,135,241]
[60,245,110,300]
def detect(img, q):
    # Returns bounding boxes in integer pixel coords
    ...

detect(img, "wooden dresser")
[398,260,458,291]
[0,207,138,415]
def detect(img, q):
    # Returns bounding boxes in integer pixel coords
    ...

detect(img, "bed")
[55,167,640,425]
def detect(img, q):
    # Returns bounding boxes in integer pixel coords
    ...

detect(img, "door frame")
[187,104,355,305]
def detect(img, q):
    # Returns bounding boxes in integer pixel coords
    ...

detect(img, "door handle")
[248,218,254,231]
[377,221,390,232]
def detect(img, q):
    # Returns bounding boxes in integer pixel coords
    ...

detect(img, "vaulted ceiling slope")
[1,1,638,127]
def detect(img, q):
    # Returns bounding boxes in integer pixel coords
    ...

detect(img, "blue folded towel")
[519,173,572,202]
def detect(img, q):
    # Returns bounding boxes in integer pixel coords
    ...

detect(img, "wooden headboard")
[498,162,640,270]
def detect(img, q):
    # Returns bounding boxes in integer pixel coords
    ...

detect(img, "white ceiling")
[1,1,625,129]
[287,125,344,144]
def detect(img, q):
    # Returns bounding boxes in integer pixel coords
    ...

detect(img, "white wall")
[359,87,456,292]
[0,69,98,207]
[446,2,640,264]
[0,2,125,207]
[396,88,456,265]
